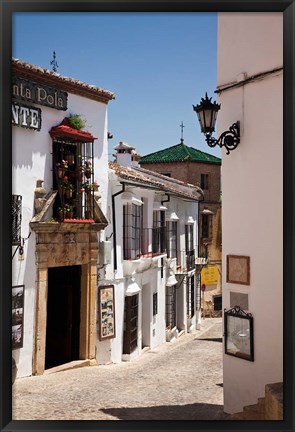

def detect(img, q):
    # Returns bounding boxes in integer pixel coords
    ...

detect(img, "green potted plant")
[68,113,86,130]
[64,203,74,219]
[62,176,74,198]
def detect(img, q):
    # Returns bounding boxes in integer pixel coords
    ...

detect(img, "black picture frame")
[1,2,294,432]
[224,306,254,362]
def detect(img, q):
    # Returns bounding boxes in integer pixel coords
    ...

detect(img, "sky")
[12,12,221,159]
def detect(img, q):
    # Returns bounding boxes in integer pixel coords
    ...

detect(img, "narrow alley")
[12,318,229,421]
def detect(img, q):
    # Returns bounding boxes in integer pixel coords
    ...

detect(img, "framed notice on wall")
[98,285,116,341]
[12,285,24,350]
[226,255,250,285]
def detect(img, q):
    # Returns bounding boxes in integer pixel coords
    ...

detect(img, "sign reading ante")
[12,76,68,111]
[12,102,42,131]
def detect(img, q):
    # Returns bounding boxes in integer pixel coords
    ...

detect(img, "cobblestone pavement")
[13,318,229,421]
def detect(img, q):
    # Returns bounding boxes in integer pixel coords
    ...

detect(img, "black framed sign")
[98,285,116,341]
[224,306,254,362]
[12,285,24,350]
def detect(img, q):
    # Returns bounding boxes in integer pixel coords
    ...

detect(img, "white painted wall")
[99,168,199,363]
[218,12,283,413]
[12,91,109,377]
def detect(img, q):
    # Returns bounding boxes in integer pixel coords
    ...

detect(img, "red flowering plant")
[61,175,74,190]
[80,180,99,192]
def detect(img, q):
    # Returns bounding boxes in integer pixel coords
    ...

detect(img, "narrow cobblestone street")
[12,318,229,421]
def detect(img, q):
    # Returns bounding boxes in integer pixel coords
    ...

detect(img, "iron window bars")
[224,306,254,362]
[52,139,95,221]
[12,195,22,246]
[166,285,177,329]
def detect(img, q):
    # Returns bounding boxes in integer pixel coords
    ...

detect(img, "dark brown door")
[45,265,81,369]
[123,295,138,355]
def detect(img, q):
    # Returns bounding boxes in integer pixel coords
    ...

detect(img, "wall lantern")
[193,93,240,155]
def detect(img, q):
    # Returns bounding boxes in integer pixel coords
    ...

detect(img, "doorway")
[45,265,81,369]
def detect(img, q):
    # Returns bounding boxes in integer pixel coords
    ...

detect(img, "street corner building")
[11,59,204,378]
[12,58,115,377]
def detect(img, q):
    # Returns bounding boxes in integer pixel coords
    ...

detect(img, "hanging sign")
[12,102,42,131]
[12,76,68,111]
[201,265,219,285]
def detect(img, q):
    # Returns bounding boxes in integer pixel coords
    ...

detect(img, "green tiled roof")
[140,143,221,164]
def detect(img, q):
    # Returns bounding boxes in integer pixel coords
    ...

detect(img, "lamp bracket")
[205,121,240,155]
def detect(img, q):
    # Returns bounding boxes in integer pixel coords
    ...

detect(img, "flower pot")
[57,210,64,222]
[64,189,73,199]
[85,171,91,179]
[85,210,92,219]
[65,211,74,219]
[57,167,63,178]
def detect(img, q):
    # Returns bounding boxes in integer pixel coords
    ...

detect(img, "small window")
[123,203,143,259]
[201,174,209,190]
[214,295,222,311]
[166,285,177,329]
[12,195,22,246]
[186,275,195,318]
[153,292,158,316]
[202,214,209,238]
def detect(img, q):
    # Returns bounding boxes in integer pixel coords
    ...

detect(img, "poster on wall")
[98,285,116,341]
[226,255,250,285]
[12,285,24,350]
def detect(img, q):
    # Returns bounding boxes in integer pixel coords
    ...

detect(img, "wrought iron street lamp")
[193,93,240,155]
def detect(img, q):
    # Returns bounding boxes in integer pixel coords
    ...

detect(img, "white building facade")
[12,59,114,377]
[96,144,203,364]
[217,13,283,413]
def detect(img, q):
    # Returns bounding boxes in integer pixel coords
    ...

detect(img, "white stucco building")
[217,13,283,413]
[96,143,203,364]
[12,58,114,377]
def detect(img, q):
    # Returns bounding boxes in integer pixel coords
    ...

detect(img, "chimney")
[114,141,134,167]
[131,149,141,167]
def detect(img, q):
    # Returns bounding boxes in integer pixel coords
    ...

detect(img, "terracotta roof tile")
[109,161,203,201]
[12,58,115,104]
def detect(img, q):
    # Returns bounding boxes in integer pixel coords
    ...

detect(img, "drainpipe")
[161,193,170,206]
[112,183,125,271]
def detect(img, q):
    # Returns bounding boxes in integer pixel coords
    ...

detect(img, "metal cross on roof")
[180,121,185,143]
[50,51,59,72]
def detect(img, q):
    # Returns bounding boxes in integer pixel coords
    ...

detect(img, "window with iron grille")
[201,173,209,190]
[153,292,158,316]
[202,214,209,238]
[186,275,195,318]
[166,285,176,329]
[214,295,222,311]
[152,210,166,255]
[12,195,22,246]
[123,294,138,354]
[52,139,95,221]
[185,224,195,270]
[123,203,143,259]
[166,221,178,261]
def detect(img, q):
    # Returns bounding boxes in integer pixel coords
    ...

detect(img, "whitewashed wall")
[218,12,283,413]
[98,171,199,363]
[12,92,109,377]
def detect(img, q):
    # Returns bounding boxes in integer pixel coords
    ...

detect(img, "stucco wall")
[12,91,109,377]
[218,12,283,413]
